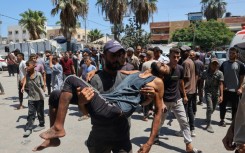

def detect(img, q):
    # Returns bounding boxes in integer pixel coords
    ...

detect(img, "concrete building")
[7,25,30,43]
[150,16,245,44]
[46,26,89,43]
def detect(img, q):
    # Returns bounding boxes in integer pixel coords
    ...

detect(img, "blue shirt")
[44,58,52,74]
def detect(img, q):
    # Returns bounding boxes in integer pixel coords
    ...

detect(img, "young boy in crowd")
[21,60,46,137]
[201,58,224,133]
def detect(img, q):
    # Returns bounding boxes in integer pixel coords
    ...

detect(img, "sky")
[0,0,245,37]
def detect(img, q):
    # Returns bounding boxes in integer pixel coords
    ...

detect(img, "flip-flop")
[186,148,202,153]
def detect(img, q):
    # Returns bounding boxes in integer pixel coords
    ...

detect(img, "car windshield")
[215,53,226,59]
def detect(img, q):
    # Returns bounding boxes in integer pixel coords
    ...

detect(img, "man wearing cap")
[126,47,140,70]
[194,52,204,106]
[180,45,197,137]
[219,47,245,127]
[153,46,169,64]
[34,40,156,153]
[201,58,224,133]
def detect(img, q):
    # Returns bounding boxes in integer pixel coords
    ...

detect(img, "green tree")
[51,0,88,51]
[130,0,158,27]
[19,9,47,40]
[201,0,227,20]
[172,20,234,50]
[121,17,151,48]
[88,29,104,42]
[96,0,128,41]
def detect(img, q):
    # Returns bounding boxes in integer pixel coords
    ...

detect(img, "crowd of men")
[0,40,245,153]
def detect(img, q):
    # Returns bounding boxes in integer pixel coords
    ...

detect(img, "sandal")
[186,148,202,153]
[78,115,90,121]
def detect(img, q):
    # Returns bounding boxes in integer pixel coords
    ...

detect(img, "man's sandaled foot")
[39,127,65,140]
[186,148,202,153]
[32,138,61,152]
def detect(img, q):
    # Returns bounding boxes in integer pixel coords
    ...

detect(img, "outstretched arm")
[138,78,164,153]
[120,70,139,75]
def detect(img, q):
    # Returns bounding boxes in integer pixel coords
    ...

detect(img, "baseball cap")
[83,48,91,54]
[211,58,219,64]
[180,45,191,51]
[126,47,134,52]
[139,53,146,57]
[104,40,125,53]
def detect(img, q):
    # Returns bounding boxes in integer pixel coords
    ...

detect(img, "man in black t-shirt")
[154,48,202,153]
[33,40,156,153]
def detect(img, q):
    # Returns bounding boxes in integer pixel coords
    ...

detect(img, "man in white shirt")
[17,53,27,109]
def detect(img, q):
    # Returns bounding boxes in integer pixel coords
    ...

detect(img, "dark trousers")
[87,137,132,153]
[46,74,52,95]
[184,94,195,131]
[196,79,204,103]
[18,81,24,104]
[25,100,45,130]
[219,90,240,120]
[8,64,15,76]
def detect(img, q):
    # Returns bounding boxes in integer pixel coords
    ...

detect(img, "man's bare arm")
[138,78,164,153]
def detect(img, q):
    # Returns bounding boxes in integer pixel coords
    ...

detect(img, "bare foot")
[32,138,61,151]
[39,127,65,140]
[17,105,24,110]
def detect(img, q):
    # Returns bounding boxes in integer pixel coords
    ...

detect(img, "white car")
[0,55,8,71]
[211,51,227,66]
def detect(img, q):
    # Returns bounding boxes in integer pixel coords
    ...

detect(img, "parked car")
[204,51,227,69]
[0,55,8,71]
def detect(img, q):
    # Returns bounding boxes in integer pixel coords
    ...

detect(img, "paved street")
[0,71,232,153]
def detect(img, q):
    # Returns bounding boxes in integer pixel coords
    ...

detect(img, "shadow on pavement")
[16,124,26,129]
[4,96,19,101]
[131,136,185,153]
[16,115,27,122]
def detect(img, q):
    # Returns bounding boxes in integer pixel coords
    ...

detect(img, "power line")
[0,13,19,21]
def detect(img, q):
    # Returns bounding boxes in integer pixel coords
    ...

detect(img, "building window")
[78,35,81,39]
[23,30,26,34]
[8,31,12,35]
[23,39,26,42]
[50,36,54,39]
[16,40,19,43]
[83,36,85,40]
[15,31,19,35]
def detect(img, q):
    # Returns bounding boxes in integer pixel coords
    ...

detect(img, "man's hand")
[76,87,94,104]
[222,128,235,151]
[219,96,223,103]
[183,96,188,104]
[21,88,25,93]
[140,86,155,99]
[137,143,152,153]
[86,70,96,81]
[237,144,245,153]
[237,87,242,95]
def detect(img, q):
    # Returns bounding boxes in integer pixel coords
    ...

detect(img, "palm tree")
[88,29,104,42]
[19,9,47,40]
[130,0,158,27]
[201,0,227,20]
[96,0,128,41]
[51,0,88,50]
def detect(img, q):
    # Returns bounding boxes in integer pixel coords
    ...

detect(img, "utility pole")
[84,18,87,44]
[0,18,2,45]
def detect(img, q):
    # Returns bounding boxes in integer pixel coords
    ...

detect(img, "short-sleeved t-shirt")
[202,70,224,94]
[60,58,74,75]
[35,63,45,74]
[182,58,196,94]
[121,63,134,71]
[220,60,245,92]
[194,59,204,77]
[89,71,129,142]
[164,64,184,102]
